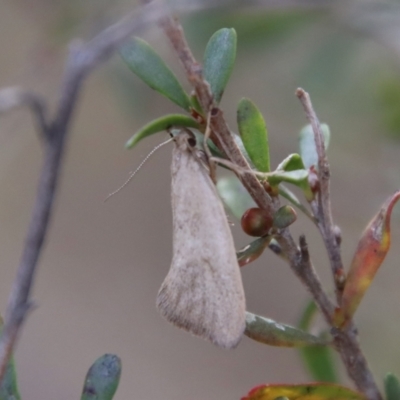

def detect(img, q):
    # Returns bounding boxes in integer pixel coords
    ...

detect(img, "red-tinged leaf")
[241,383,366,400]
[337,191,400,326]
[236,236,271,267]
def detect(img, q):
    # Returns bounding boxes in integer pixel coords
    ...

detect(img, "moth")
[156,129,246,349]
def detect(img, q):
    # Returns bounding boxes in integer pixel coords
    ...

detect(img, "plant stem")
[296,88,345,296]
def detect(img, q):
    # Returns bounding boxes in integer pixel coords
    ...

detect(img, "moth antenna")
[105,137,173,202]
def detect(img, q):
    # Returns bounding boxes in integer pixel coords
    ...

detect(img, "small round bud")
[241,208,273,237]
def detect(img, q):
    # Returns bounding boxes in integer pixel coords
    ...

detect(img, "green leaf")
[236,236,271,267]
[237,98,270,172]
[298,300,338,383]
[120,38,191,111]
[0,318,20,400]
[299,123,330,169]
[125,114,200,149]
[203,28,237,103]
[217,176,256,220]
[189,93,203,115]
[384,373,400,400]
[276,155,313,201]
[273,205,297,229]
[80,354,121,400]
[266,170,308,187]
[278,185,315,222]
[0,357,21,400]
[276,153,305,171]
[245,312,328,348]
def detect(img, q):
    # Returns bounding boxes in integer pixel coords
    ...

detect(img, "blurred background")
[1,0,400,399]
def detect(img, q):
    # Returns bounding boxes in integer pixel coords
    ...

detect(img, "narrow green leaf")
[298,300,338,383]
[245,312,329,348]
[237,98,270,172]
[203,28,237,103]
[217,176,256,220]
[278,185,315,222]
[189,93,203,115]
[264,169,314,201]
[80,354,121,400]
[384,373,400,400]
[120,38,191,111]
[266,170,308,187]
[300,338,338,383]
[0,318,21,400]
[125,114,200,149]
[299,123,330,169]
[236,236,271,267]
[0,357,21,400]
[233,133,254,165]
[276,153,305,171]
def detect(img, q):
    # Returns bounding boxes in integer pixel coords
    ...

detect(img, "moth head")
[170,128,197,151]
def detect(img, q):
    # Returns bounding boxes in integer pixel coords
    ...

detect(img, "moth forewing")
[156,130,246,349]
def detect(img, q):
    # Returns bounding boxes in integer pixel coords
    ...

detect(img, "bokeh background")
[1,1,400,399]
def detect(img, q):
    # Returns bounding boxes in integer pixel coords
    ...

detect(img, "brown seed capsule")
[241,207,273,237]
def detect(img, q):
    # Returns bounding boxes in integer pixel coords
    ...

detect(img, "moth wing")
[156,145,246,348]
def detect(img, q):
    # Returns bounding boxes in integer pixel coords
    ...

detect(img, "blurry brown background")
[1,1,400,399]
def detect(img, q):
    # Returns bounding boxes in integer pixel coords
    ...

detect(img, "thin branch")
[292,234,334,322]
[0,0,167,381]
[295,88,381,400]
[296,88,345,294]
[0,87,48,139]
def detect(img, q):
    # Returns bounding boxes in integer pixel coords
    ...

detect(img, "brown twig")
[159,16,275,216]
[0,0,166,381]
[296,88,345,295]
[295,89,380,399]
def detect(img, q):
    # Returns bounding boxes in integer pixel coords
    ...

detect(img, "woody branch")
[0,0,166,382]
